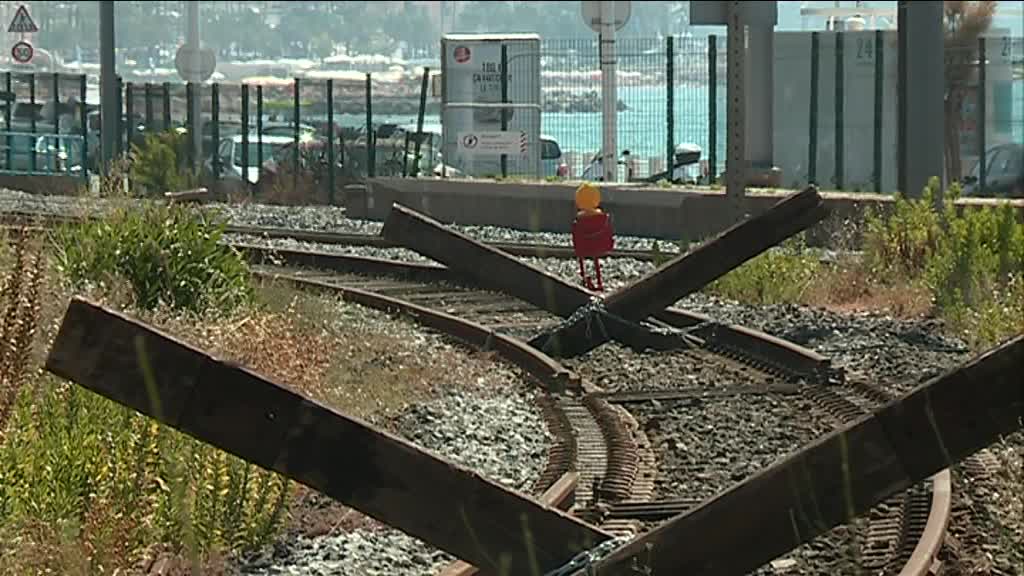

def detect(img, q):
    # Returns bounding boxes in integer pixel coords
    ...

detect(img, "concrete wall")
[0,174,88,197]
[350,178,1024,247]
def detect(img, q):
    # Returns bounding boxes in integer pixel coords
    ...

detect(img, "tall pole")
[600,0,618,183]
[726,1,747,212]
[99,0,117,169]
[187,1,202,171]
[902,0,945,201]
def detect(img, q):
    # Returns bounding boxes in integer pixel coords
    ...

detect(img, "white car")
[211,134,293,184]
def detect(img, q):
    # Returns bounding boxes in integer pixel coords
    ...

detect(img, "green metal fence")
[1,33,1021,198]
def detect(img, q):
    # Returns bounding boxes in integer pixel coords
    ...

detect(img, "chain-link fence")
[1,33,1021,199]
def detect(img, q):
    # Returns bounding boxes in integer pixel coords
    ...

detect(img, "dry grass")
[149,277,462,423]
[0,227,45,433]
[802,264,934,318]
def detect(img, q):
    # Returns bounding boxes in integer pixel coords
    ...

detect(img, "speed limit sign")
[11,40,32,64]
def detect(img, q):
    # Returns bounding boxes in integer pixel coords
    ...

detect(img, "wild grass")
[0,210,467,573]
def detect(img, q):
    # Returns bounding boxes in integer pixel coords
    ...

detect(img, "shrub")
[52,202,252,315]
[862,178,1024,305]
[861,176,1024,345]
[706,237,822,305]
[129,130,199,197]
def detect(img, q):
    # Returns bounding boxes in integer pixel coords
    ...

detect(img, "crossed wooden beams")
[381,186,828,358]
[44,188,1024,576]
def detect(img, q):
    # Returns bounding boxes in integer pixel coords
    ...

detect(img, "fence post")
[4,72,11,170]
[29,73,37,173]
[978,36,987,195]
[212,82,220,179]
[708,35,717,184]
[257,85,264,185]
[125,82,135,154]
[366,73,374,178]
[52,72,60,133]
[835,32,845,190]
[186,82,195,168]
[412,67,430,179]
[327,78,335,203]
[242,83,249,193]
[808,32,819,186]
[666,36,674,180]
[115,76,123,158]
[52,73,60,173]
[500,44,508,178]
[293,76,300,190]
[80,74,88,180]
[144,82,154,131]
[873,29,884,193]
[162,82,171,130]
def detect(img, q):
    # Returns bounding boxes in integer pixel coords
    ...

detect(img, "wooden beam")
[44,298,611,575]
[592,334,1024,576]
[438,471,582,576]
[380,203,684,352]
[531,186,828,357]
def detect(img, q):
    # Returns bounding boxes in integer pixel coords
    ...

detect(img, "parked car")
[541,135,570,179]
[0,132,83,175]
[961,142,1024,198]
[209,134,293,184]
[578,143,703,184]
[261,121,317,140]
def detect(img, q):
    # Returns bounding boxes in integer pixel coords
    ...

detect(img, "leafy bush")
[862,176,1024,346]
[863,178,1024,306]
[706,237,823,305]
[52,202,252,315]
[129,130,199,197]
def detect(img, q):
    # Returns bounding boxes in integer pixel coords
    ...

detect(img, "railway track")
[1,207,954,574]
[0,208,669,261]
[804,379,951,576]
[247,246,952,576]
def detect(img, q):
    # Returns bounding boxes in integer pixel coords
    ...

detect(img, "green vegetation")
[0,207,286,574]
[707,177,1024,349]
[128,131,200,197]
[707,238,823,305]
[0,189,463,573]
[52,202,252,315]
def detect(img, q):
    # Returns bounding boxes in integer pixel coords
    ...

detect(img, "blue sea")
[345,80,1024,173]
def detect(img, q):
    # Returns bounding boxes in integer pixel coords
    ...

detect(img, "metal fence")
[1,33,1021,197]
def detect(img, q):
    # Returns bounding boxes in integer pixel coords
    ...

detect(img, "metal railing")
[0,33,1020,197]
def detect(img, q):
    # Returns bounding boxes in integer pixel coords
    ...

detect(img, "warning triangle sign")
[8,6,38,34]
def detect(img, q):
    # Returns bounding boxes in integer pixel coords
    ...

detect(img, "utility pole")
[187,1,202,171]
[725,1,746,213]
[99,0,117,170]
[600,0,618,182]
[899,0,945,201]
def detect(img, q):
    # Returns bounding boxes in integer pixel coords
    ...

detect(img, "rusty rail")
[240,244,830,382]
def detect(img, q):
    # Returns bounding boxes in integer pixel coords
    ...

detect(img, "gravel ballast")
[243,383,550,576]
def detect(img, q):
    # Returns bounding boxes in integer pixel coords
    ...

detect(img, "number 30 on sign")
[11,40,33,64]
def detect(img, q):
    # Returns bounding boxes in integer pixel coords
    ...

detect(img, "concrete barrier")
[351,178,1024,246]
[0,173,87,196]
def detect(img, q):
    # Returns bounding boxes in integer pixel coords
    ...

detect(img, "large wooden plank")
[438,471,584,576]
[380,203,683,352]
[592,334,1024,576]
[531,186,828,357]
[44,298,610,575]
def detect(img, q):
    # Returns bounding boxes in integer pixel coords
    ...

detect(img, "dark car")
[961,142,1024,198]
